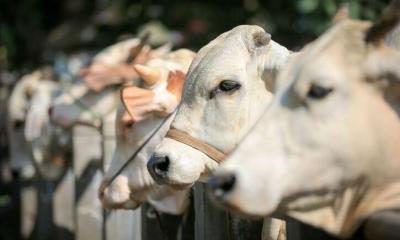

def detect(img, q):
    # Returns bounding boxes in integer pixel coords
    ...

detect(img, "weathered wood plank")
[106,209,141,240]
[21,183,37,239]
[194,183,229,240]
[141,200,195,240]
[73,125,103,240]
[53,169,75,240]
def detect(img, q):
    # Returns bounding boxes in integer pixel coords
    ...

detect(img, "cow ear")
[166,70,186,101]
[119,85,154,124]
[331,3,350,25]
[246,30,271,55]
[364,1,400,100]
[252,31,271,49]
[364,47,400,102]
[365,0,400,45]
[149,43,172,59]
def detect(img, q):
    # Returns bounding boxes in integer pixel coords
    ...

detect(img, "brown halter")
[165,128,227,163]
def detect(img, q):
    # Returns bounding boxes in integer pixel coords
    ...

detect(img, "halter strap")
[165,128,227,163]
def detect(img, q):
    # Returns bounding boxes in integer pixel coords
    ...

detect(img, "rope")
[104,112,175,186]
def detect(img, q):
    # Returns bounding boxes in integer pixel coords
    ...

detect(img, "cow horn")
[133,64,161,86]
[331,3,350,24]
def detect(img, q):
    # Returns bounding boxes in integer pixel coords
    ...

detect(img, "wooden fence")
[18,114,340,240]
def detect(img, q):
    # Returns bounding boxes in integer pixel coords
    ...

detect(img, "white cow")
[7,68,53,177]
[52,38,170,127]
[149,25,290,187]
[24,79,71,180]
[149,25,290,240]
[99,49,195,214]
[210,7,400,239]
[80,38,171,92]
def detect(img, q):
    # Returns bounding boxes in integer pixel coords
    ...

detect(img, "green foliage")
[0,0,390,71]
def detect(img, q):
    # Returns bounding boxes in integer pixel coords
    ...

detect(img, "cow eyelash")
[307,84,333,100]
[218,80,241,92]
[210,80,241,99]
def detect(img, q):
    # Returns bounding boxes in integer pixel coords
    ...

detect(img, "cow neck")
[286,180,400,238]
[165,128,227,163]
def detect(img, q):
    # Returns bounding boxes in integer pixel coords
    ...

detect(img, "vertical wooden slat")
[230,215,263,240]
[101,111,142,240]
[194,183,265,240]
[73,125,103,240]
[53,169,75,240]
[141,201,195,240]
[107,210,141,240]
[21,183,37,239]
[194,183,229,240]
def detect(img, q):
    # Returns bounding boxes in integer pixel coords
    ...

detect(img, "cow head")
[51,82,119,128]
[8,68,53,177]
[99,50,194,213]
[149,25,290,188]
[81,37,171,92]
[210,5,400,237]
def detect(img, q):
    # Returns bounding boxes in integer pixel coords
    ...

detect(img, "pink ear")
[120,85,155,124]
[166,70,186,101]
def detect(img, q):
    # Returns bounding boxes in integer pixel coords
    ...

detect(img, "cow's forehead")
[279,20,372,91]
[303,20,370,65]
[182,25,266,101]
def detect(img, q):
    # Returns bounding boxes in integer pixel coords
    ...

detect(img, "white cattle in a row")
[210,6,400,239]
[49,38,168,240]
[99,49,195,214]
[148,25,290,240]
[51,37,171,128]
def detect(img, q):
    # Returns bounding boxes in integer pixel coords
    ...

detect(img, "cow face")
[99,50,194,213]
[81,38,171,92]
[210,18,400,224]
[51,82,119,128]
[150,25,290,188]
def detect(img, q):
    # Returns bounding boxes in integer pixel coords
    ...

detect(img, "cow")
[148,25,291,240]
[24,79,72,180]
[80,37,171,92]
[149,25,290,188]
[7,67,54,177]
[208,3,400,239]
[51,37,171,128]
[99,49,195,214]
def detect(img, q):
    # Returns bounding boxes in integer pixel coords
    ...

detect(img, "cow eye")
[307,84,333,99]
[218,80,241,92]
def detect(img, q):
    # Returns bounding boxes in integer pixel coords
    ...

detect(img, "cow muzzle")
[99,177,140,209]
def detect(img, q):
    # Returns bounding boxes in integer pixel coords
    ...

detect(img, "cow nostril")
[148,155,171,181]
[48,106,53,116]
[220,174,235,192]
[157,156,169,172]
[153,156,170,177]
[208,173,236,197]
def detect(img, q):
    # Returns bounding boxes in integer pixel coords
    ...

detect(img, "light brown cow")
[210,4,400,238]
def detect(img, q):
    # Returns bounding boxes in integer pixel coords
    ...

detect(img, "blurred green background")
[0,0,389,72]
